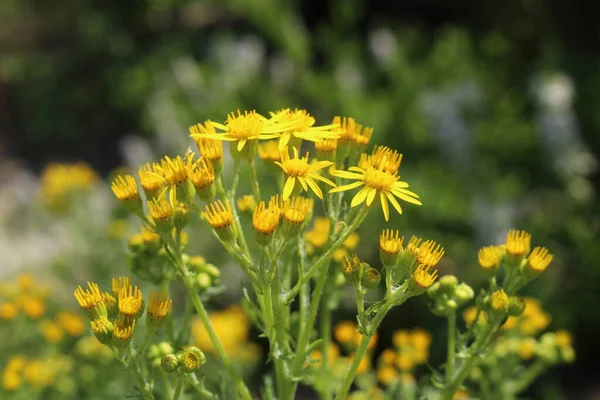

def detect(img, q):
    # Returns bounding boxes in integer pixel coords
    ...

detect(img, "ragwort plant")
[70,108,572,400]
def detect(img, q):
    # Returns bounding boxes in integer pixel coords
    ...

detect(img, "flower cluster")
[39,162,98,211]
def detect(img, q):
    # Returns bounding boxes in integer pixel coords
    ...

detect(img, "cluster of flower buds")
[426,275,474,317]
[160,346,207,374]
[74,277,171,349]
[342,255,382,289]
[185,256,222,292]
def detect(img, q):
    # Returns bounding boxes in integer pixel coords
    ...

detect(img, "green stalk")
[172,376,184,400]
[129,355,154,399]
[504,360,547,394]
[215,175,251,259]
[334,298,397,400]
[446,313,456,378]
[442,321,498,399]
[284,207,368,304]
[248,157,262,203]
[319,290,333,400]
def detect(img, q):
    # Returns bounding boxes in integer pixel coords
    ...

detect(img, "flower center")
[363,168,397,191]
[285,159,310,177]
[228,114,263,140]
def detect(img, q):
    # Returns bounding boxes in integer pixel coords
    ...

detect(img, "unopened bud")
[361,268,382,289]
[161,354,179,373]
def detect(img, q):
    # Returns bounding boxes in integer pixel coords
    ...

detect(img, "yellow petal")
[298,177,308,191]
[311,174,336,187]
[283,177,296,200]
[237,139,247,152]
[278,133,291,150]
[305,178,323,199]
[329,181,362,193]
[380,192,390,221]
[386,192,403,214]
[351,187,370,208]
[366,187,377,206]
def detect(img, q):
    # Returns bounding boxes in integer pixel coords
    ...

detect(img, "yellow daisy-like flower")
[189,122,224,170]
[258,140,282,163]
[112,277,131,297]
[74,282,103,311]
[411,264,438,289]
[111,175,139,202]
[505,229,531,257]
[270,108,340,150]
[147,291,172,328]
[138,163,164,198]
[478,246,502,270]
[527,247,553,273]
[275,147,335,200]
[118,285,143,319]
[329,163,421,221]
[359,146,403,175]
[201,110,294,152]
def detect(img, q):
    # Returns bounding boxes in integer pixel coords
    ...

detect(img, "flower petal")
[380,192,390,221]
[386,192,403,214]
[283,177,296,200]
[305,178,323,199]
[298,177,309,191]
[278,133,291,150]
[331,170,363,180]
[237,139,247,152]
[351,187,370,208]
[311,174,336,187]
[391,188,423,205]
[329,181,362,193]
[366,187,377,206]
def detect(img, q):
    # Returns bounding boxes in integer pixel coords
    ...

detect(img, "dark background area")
[1,0,599,398]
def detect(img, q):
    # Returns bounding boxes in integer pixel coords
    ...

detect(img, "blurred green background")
[1,0,599,398]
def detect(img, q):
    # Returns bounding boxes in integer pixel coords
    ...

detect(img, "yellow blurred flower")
[0,302,18,320]
[192,306,250,355]
[39,320,65,343]
[57,311,86,336]
[19,296,45,319]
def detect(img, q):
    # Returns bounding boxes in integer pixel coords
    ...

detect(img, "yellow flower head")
[111,175,139,202]
[90,316,113,342]
[377,366,399,386]
[276,147,335,200]
[113,320,136,344]
[417,240,445,268]
[40,163,98,210]
[253,200,280,237]
[0,302,18,320]
[188,157,215,190]
[555,330,573,348]
[406,236,423,255]
[237,195,257,213]
[333,321,357,344]
[315,139,338,156]
[202,200,234,229]
[505,229,531,257]
[330,162,421,221]
[411,264,438,289]
[23,359,55,389]
[478,246,502,270]
[56,311,86,336]
[18,273,35,291]
[395,352,414,371]
[343,232,360,250]
[463,306,486,327]
[148,198,172,223]
[147,292,172,327]
[39,320,64,343]
[258,140,282,163]
[527,247,553,273]
[203,110,288,152]
[304,217,331,249]
[333,116,360,142]
[112,277,131,297]
[272,108,340,150]
[192,306,250,354]
[393,330,410,348]
[138,163,164,195]
[118,285,143,317]
[518,338,537,360]
[282,197,313,225]
[490,289,509,312]
[20,296,45,319]
[380,229,404,255]
[410,328,432,351]
[160,154,193,187]
[74,282,103,311]
[359,146,403,175]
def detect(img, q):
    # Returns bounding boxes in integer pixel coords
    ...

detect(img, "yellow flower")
[112,277,131,297]
[258,140,282,163]
[380,229,404,255]
[190,123,224,170]
[270,108,340,150]
[118,285,143,320]
[411,264,438,289]
[410,328,432,351]
[333,321,357,344]
[23,360,54,388]
[463,306,486,326]
[237,195,257,213]
[148,198,173,231]
[392,330,410,348]
[192,306,250,355]
[276,147,335,200]
[113,320,136,347]
[505,229,531,257]
[330,162,421,221]
[111,175,139,202]
[304,217,331,250]
[202,200,236,241]
[315,139,337,160]
[74,282,102,310]
[490,290,509,312]
[282,197,312,226]
[147,292,172,328]
[358,146,402,174]
[56,311,86,336]
[377,366,399,386]
[138,163,164,199]
[20,296,46,319]
[395,353,414,371]
[478,246,502,270]
[0,302,18,320]
[379,349,396,365]
[18,273,35,291]
[518,338,537,360]
[2,370,22,391]
[155,153,196,204]
[333,116,361,142]
[201,110,293,152]
[252,200,280,237]
[40,163,98,211]
[555,330,573,348]
[39,320,64,343]
[417,240,445,268]
[527,247,553,273]
[343,232,360,250]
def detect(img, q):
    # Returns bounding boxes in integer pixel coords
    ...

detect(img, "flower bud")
[490,290,509,314]
[90,317,113,345]
[361,268,382,289]
[195,273,212,291]
[161,354,179,373]
[342,255,361,283]
[379,229,403,268]
[454,283,475,304]
[173,203,191,230]
[507,297,526,317]
[180,347,206,372]
[426,282,441,299]
[128,234,145,252]
[187,256,206,272]
[439,275,458,293]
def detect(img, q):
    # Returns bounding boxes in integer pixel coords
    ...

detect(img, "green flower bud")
[361,268,382,289]
[439,275,458,293]
[446,299,458,311]
[173,203,191,230]
[90,317,113,345]
[128,234,145,252]
[195,272,212,290]
[426,282,441,299]
[507,297,526,317]
[161,354,180,373]
[454,283,475,304]
[187,256,206,272]
[158,342,175,356]
[180,347,206,372]
[342,254,361,283]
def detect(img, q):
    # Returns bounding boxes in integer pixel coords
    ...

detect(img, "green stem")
[446,313,456,378]
[215,175,251,259]
[248,157,261,203]
[172,376,184,400]
[505,360,547,394]
[130,358,154,399]
[284,207,368,304]
[334,299,396,400]
[443,321,499,399]
[319,291,333,400]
